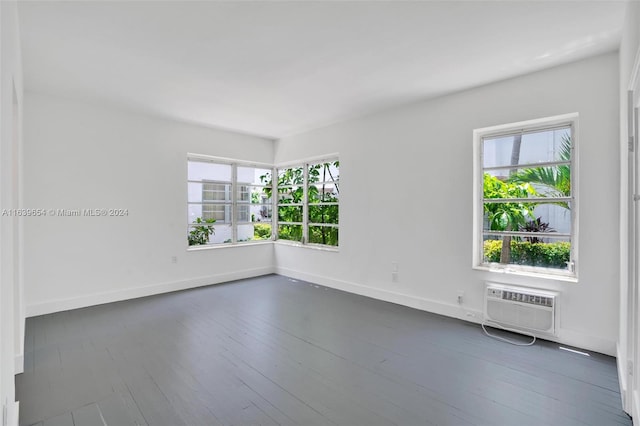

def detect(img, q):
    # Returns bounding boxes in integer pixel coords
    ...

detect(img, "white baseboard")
[14,353,23,375]
[275,267,483,324]
[25,267,275,317]
[275,267,617,356]
[552,328,616,357]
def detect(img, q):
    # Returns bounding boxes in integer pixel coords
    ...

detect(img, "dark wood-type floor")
[16,274,631,426]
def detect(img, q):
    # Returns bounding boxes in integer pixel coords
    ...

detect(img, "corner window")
[187,155,338,249]
[473,115,577,278]
[187,157,273,247]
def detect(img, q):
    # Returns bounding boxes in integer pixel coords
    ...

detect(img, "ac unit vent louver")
[484,283,558,336]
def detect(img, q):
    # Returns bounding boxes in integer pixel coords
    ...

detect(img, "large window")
[187,157,273,246]
[473,115,577,278]
[271,159,339,247]
[187,155,338,249]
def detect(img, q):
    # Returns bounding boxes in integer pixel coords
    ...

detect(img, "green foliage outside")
[484,240,570,269]
[483,173,536,233]
[188,217,216,246]
[277,224,303,242]
[262,167,304,242]
[253,223,272,240]
[508,134,572,208]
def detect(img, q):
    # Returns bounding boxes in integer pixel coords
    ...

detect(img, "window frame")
[275,155,340,249]
[472,113,579,281]
[187,154,275,249]
[306,160,340,247]
[276,164,305,243]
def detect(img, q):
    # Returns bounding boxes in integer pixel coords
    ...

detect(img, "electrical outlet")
[391,271,399,283]
[457,290,464,304]
[171,256,178,264]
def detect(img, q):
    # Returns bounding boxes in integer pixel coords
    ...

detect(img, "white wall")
[275,52,620,356]
[0,1,23,424]
[23,93,275,316]
[618,0,640,418]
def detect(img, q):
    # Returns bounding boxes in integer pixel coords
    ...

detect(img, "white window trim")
[472,113,579,281]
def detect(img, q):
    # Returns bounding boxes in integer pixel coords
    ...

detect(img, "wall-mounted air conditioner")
[484,282,558,336]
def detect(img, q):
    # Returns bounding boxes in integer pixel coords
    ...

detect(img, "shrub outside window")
[474,115,578,278]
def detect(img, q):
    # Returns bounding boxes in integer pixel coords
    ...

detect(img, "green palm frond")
[508,135,571,208]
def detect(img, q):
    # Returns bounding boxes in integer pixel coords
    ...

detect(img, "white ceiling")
[19,1,627,139]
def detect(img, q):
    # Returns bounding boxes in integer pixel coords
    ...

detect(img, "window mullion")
[483,197,572,204]
[483,159,571,171]
[232,164,237,244]
[272,166,277,240]
[483,230,571,238]
[303,164,309,244]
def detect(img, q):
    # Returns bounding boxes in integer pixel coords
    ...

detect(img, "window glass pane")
[483,202,570,235]
[250,223,272,241]
[252,188,271,204]
[203,204,230,223]
[278,167,304,186]
[236,205,250,223]
[237,184,250,202]
[188,182,231,203]
[188,161,232,181]
[308,226,338,246]
[188,204,230,224]
[238,185,272,204]
[308,183,339,202]
[249,204,272,222]
[237,223,269,242]
[202,182,231,202]
[238,166,273,187]
[482,235,570,270]
[308,205,339,224]
[278,224,303,242]
[187,182,202,203]
[188,223,232,246]
[483,127,571,168]
[484,165,571,198]
[308,161,339,183]
[187,204,203,223]
[278,187,303,203]
[278,205,303,223]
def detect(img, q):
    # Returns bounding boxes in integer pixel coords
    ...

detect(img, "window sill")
[473,265,578,283]
[187,240,273,251]
[274,240,339,253]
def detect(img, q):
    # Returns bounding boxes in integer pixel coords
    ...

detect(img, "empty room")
[2,0,640,425]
